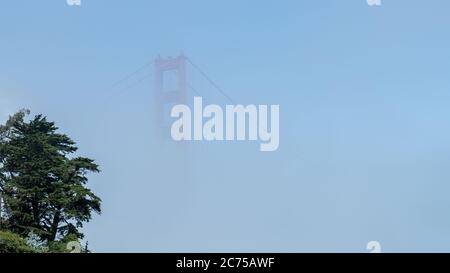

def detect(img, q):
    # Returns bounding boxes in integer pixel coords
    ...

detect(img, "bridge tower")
[154,54,187,139]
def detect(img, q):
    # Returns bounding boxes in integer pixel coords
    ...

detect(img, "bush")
[47,234,84,253]
[0,231,35,253]
[0,230,87,253]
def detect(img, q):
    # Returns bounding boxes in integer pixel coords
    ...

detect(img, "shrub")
[0,230,35,253]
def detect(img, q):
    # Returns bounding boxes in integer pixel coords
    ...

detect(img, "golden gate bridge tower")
[153,54,187,140]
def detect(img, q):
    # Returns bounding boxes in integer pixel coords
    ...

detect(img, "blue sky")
[2,0,450,252]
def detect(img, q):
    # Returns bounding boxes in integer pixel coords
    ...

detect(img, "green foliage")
[26,231,49,253]
[47,233,83,253]
[0,110,101,244]
[0,230,35,253]
[0,230,86,253]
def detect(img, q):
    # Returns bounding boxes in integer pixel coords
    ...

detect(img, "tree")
[0,110,101,242]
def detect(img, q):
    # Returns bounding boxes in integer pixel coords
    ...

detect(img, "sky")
[1,0,450,252]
